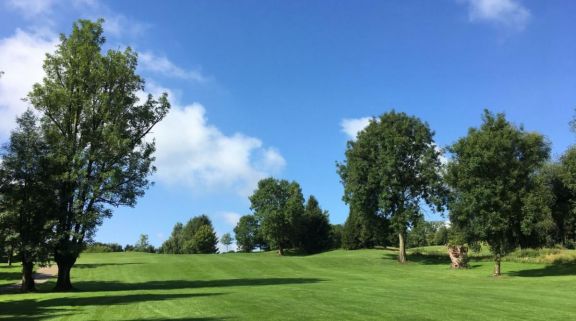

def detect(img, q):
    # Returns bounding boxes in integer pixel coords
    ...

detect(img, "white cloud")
[463,0,531,31]
[219,212,242,227]
[150,99,286,197]
[0,29,58,140]
[139,52,208,83]
[341,117,372,140]
[6,0,56,18]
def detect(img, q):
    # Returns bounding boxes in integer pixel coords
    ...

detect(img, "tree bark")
[21,261,36,292]
[398,233,407,263]
[277,245,284,256]
[54,254,76,291]
[493,254,501,276]
[448,245,468,269]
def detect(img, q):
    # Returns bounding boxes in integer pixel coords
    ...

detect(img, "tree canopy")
[337,111,447,262]
[446,110,552,275]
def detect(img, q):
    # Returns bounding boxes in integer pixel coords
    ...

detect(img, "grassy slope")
[1,249,575,320]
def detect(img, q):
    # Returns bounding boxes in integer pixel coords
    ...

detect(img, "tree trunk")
[7,247,13,267]
[398,233,407,263]
[493,254,501,276]
[21,261,36,292]
[277,245,284,256]
[448,245,468,269]
[54,254,76,291]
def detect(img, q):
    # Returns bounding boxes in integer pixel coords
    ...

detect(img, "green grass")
[1,249,576,320]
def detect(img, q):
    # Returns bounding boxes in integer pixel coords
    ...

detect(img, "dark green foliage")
[188,225,218,254]
[0,110,58,291]
[446,110,552,275]
[234,215,262,252]
[26,19,169,290]
[553,148,576,245]
[337,111,447,262]
[249,178,305,255]
[329,224,344,249]
[299,196,332,254]
[161,215,218,254]
[407,221,448,248]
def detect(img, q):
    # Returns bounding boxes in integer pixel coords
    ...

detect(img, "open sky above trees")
[0,0,575,247]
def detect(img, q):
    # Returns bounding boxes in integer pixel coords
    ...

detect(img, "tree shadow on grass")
[382,252,487,269]
[507,263,576,277]
[0,293,225,321]
[74,262,142,269]
[73,277,325,292]
[0,270,20,282]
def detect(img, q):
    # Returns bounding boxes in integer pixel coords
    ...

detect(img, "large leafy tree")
[446,110,552,276]
[27,19,169,290]
[249,178,304,255]
[0,110,57,291]
[337,111,447,262]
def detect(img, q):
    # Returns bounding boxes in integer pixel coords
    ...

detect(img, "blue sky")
[1,0,575,248]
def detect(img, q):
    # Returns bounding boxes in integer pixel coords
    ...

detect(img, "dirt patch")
[0,264,58,293]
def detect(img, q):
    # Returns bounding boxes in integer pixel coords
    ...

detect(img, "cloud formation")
[0,29,58,140]
[150,97,285,197]
[341,117,372,140]
[139,52,208,83]
[463,0,531,31]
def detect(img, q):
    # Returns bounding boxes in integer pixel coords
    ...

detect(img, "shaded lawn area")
[1,250,576,320]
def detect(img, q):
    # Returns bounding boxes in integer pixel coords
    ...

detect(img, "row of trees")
[0,19,169,291]
[338,110,576,275]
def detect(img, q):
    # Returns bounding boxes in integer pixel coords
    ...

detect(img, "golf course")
[2,248,575,320]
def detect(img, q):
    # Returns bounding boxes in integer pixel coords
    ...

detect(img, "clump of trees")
[160,215,218,254]
[245,178,335,255]
[0,19,169,291]
[232,178,337,255]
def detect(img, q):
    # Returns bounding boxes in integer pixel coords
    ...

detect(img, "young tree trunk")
[21,261,36,292]
[493,254,501,276]
[7,247,13,267]
[398,233,407,263]
[54,254,76,291]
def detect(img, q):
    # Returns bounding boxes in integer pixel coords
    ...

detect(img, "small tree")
[446,110,552,276]
[234,215,260,252]
[337,111,447,262]
[250,178,305,255]
[134,234,154,253]
[220,233,233,252]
